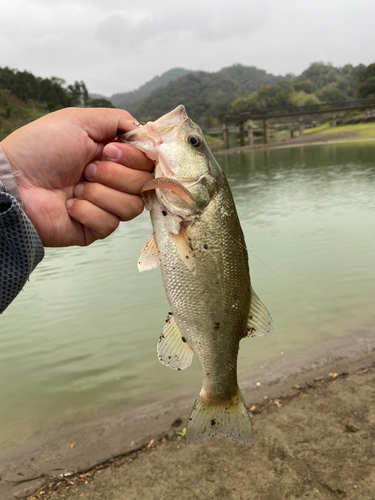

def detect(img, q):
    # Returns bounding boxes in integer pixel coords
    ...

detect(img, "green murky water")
[1,142,375,448]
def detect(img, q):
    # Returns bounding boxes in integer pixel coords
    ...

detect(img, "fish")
[121,105,272,445]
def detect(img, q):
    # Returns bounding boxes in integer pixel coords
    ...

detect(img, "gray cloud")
[0,0,374,96]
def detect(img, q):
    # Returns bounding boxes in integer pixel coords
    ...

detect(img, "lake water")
[1,141,375,450]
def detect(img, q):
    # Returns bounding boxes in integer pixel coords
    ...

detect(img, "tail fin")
[186,388,254,445]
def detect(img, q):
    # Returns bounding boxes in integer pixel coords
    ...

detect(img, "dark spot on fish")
[168,312,173,316]
[214,322,220,331]
[177,368,181,371]
[181,337,186,343]
[211,419,216,426]
[216,281,220,285]
[247,327,256,333]
[249,315,253,320]
[203,244,208,250]
[233,294,237,299]
[206,372,210,376]
[186,255,189,259]
[168,356,171,359]
[162,210,167,216]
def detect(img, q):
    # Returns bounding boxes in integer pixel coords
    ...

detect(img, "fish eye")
[187,135,202,148]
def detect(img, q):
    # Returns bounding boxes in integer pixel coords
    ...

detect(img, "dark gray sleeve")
[0,150,44,313]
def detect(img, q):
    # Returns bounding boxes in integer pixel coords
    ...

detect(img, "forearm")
[0,147,44,313]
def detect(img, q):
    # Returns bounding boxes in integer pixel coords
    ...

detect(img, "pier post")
[263,119,268,144]
[247,120,253,146]
[222,122,229,149]
[239,122,245,147]
[299,118,303,136]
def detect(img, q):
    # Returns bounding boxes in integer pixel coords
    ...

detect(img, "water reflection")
[0,142,375,449]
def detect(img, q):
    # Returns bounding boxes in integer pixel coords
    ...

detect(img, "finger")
[84,161,153,194]
[102,142,154,172]
[73,182,144,221]
[66,199,120,241]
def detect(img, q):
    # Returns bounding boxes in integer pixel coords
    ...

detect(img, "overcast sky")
[1,0,374,97]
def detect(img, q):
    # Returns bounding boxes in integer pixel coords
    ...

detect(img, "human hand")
[1,108,154,247]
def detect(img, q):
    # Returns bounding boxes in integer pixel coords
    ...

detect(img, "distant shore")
[2,326,375,500]
[213,121,375,154]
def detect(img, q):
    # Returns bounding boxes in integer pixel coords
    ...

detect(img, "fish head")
[121,105,222,215]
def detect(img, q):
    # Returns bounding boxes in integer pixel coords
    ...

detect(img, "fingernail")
[74,183,85,198]
[66,199,75,210]
[104,144,121,160]
[85,162,97,180]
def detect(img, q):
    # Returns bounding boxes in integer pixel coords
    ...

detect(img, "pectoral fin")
[138,234,160,272]
[170,227,196,272]
[244,288,273,338]
[157,313,194,370]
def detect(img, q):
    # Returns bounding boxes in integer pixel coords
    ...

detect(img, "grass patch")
[0,89,48,140]
[302,121,375,138]
[204,133,222,143]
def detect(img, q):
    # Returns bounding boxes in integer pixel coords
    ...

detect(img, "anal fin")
[157,313,194,370]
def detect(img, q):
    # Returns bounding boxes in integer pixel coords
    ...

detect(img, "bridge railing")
[221,98,375,121]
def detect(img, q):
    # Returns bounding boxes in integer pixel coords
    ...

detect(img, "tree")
[357,62,375,98]
[318,84,347,102]
[85,97,114,108]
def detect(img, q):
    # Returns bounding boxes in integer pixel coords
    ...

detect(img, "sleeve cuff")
[0,145,24,207]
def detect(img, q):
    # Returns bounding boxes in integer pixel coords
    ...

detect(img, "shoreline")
[2,326,375,499]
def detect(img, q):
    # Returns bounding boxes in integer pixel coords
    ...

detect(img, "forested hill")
[230,62,368,113]
[0,66,113,139]
[0,67,114,111]
[129,64,283,121]
[110,67,191,109]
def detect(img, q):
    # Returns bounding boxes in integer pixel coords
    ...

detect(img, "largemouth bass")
[121,105,272,444]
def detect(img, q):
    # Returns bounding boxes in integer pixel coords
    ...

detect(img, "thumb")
[72,107,140,144]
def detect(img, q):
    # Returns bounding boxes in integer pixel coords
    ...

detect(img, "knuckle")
[82,182,101,203]
[122,196,144,221]
[94,217,119,239]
